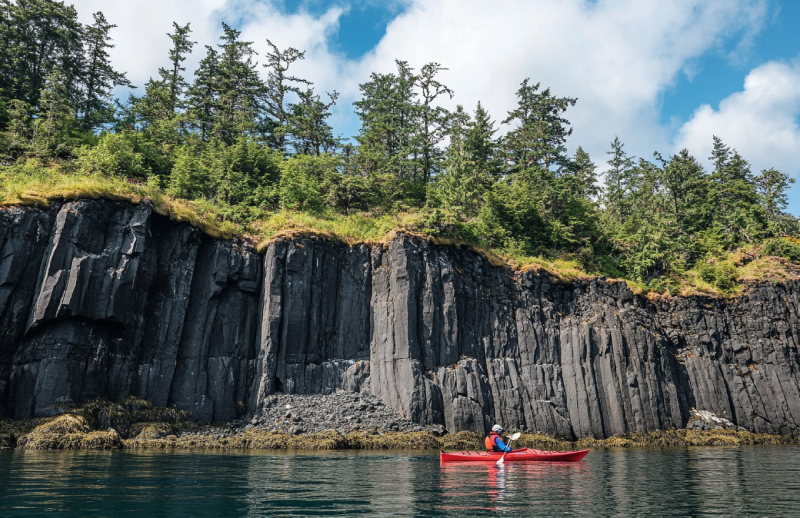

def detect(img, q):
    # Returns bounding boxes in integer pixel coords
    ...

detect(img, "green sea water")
[1,446,799,516]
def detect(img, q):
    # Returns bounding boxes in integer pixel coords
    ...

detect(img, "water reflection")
[2,447,800,516]
[243,451,419,515]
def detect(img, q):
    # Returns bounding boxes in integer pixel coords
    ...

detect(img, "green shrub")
[696,260,739,293]
[168,147,216,200]
[76,132,150,177]
[762,237,800,262]
[279,154,338,211]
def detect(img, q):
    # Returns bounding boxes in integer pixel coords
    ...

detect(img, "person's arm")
[493,436,512,453]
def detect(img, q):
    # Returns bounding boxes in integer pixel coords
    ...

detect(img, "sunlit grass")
[2,163,798,298]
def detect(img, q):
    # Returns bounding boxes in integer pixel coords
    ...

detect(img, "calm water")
[1,446,800,516]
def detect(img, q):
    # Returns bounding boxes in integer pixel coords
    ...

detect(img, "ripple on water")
[1,446,800,516]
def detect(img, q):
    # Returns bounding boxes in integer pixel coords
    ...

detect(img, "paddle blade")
[510,432,521,440]
[496,458,504,466]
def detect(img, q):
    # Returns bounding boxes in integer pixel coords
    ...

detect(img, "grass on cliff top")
[2,164,798,298]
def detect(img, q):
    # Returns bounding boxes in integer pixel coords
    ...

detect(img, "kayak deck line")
[440,447,589,463]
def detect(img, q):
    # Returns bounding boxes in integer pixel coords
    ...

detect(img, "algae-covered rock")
[18,415,122,450]
[0,433,17,449]
[130,406,191,426]
[130,422,173,440]
[98,405,132,436]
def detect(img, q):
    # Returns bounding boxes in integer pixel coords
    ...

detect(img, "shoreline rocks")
[232,392,445,436]
[687,409,747,432]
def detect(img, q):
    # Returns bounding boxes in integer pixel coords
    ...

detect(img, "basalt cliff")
[1,199,799,439]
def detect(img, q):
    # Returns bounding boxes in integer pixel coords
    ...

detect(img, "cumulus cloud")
[675,58,800,178]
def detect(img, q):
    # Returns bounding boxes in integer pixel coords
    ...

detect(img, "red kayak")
[440,448,589,463]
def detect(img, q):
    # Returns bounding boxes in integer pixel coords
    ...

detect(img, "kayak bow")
[440,448,589,463]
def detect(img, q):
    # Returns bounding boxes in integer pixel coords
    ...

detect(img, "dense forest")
[1,0,798,294]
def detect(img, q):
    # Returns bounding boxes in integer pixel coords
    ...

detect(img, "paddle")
[496,432,521,466]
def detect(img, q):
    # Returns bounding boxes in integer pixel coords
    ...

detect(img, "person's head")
[491,424,503,434]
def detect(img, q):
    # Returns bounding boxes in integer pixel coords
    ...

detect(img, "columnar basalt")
[1,200,798,438]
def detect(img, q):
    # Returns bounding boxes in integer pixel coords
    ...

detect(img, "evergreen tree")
[572,146,598,199]
[437,102,501,216]
[31,69,79,158]
[602,136,634,223]
[707,136,765,245]
[436,105,473,211]
[616,158,683,282]
[137,23,195,125]
[502,79,576,172]
[0,0,84,112]
[660,149,708,234]
[162,23,195,119]
[212,23,263,144]
[755,167,795,232]
[79,11,131,130]
[353,60,417,179]
[262,40,311,152]
[185,45,220,142]
[287,88,339,156]
[414,62,453,184]
[0,98,32,157]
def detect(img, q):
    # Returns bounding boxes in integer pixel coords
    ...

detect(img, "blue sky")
[659,1,800,125]
[72,0,799,215]
[275,1,409,60]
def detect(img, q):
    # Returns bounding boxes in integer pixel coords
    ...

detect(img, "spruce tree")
[138,23,195,125]
[353,60,417,179]
[438,102,502,216]
[502,79,576,172]
[185,45,220,142]
[660,149,708,233]
[414,62,453,184]
[287,88,339,156]
[0,98,32,158]
[707,136,764,245]
[163,23,195,118]
[79,11,131,130]
[755,168,795,230]
[212,23,263,144]
[0,0,84,112]
[603,136,634,223]
[31,69,79,158]
[572,146,598,199]
[262,40,311,152]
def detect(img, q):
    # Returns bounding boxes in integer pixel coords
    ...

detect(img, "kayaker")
[485,424,512,453]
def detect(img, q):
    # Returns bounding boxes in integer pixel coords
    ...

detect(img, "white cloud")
[675,59,800,178]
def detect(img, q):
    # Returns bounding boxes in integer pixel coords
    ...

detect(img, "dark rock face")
[1,200,799,439]
[0,200,259,422]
